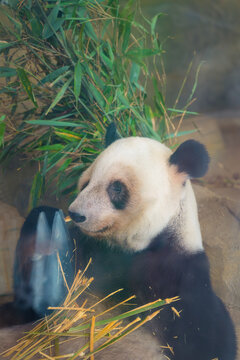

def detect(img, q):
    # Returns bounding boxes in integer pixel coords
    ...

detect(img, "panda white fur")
[0,125,236,359]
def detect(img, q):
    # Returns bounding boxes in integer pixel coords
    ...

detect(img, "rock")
[0,201,24,295]
[194,184,240,352]
[194,184,240,303]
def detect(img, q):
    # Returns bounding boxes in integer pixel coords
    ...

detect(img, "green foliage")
[17,67,38,107]
[0,0,194,208]
[0,115,6,147]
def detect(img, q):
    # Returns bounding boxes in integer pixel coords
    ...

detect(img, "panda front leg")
[0,206,75,329]
[14,206,75,319]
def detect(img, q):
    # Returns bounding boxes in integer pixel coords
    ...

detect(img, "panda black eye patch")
[107,180,129,210]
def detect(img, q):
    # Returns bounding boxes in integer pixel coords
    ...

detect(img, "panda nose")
[68,210,86,223]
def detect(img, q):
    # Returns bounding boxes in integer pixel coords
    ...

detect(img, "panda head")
[69,124,209,252]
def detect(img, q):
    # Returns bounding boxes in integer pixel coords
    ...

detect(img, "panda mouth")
[95,225,110,233]
[80,225,111,235]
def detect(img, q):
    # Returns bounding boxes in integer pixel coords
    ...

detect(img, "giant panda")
[0,125,237,359]
[68,124,237,359]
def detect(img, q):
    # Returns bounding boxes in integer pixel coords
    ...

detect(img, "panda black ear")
[105,123,121,148]
[169,139,209,178]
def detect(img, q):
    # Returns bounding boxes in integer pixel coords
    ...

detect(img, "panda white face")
[69,137,191,251]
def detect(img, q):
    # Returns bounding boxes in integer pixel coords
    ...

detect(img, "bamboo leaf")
[186,61,204,105]
[26,112,74,124]
[164,129,197,140]
[46,153,67,173]
[84,21,98,41]
[144,105,154,126]
[0,115,6,147]
[117,90,130,107]
[74,61,82,102]
[119,0,134,41]
[57,158,72,173]
[45,142,76,173]
[130,62,140,85]
[153,77,165,116]
[88,83,105,109]
[4,12,22,37]
[106,41,114,63]
[0,42,15,51]
[30,18,42,37]
[167,108,198,116]
[70,297,178,333]
[122,21,132,53]
[42,5,65,39]
[36,144,64,151]
[126,48,161,60]
[39,66,70,85]
[100,48,113,70]
[151,13,163,37]
[54,128,83,141]
[45,77,72,115]
[0,67,17,77]
[17,68,38,107]
[28,171,44,211]
[58,175,81,193]
[26,119,80,127]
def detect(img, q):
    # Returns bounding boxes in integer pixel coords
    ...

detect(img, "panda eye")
[107,180,129,210]
[81,180,89,191]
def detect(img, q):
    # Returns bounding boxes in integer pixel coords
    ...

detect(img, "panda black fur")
[68,126,236,360]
